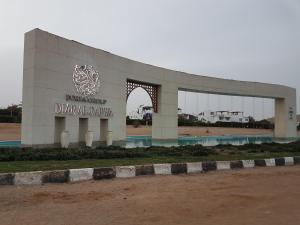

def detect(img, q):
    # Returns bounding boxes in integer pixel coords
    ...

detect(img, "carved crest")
[73,65,100,97]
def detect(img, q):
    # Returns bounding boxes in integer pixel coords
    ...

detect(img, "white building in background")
[198,110,250,123]
[128,105,153,120]
[128,106,183,120]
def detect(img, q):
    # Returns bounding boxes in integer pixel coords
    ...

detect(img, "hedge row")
[0,145,213,162]
[0,141,300,162]
[0,115,21,123]
[126,118,274,129]
[178,118,274,129]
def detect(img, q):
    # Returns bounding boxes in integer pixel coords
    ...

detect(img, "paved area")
[1,166,300,225]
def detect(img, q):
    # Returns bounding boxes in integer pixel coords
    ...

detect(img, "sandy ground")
[0,166,300,225]
[0,123,21,141]
[127,125,275,136]
[0,123,299,141]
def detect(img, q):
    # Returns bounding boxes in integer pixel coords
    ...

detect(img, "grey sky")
[0,0,299,120]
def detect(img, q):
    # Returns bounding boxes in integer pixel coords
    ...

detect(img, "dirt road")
[1,166,300,225]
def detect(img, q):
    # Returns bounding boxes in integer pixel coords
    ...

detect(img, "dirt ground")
[0,123,299,141]
[127,125,274,136]
[0,123,21,141]
[0,166,300,225]
[0,123,273,141]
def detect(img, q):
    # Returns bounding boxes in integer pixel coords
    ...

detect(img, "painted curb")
[216,161,231,170]
[265,158,276,167]
[116,166,136,178]
[0,173,15,185]
[171,163,187,174]
[254,159,266,167]
[14,171,43,185]
[294,156,300,165]
[202,161,217,172]
[93,167,116,180]
[135,165,154,176]
[187,162,202,173]
[230,161,243,169]
[1,156,299,186]
[275,158,285,166]
[42,170,69,183]
[69,168,93,182]
[242,160,255,168]
[153,164,172,175]
[284,157,294,166]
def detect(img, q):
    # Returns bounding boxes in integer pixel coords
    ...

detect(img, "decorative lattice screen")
[126,79,159,112]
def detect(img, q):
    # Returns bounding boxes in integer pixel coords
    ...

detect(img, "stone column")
[152,84,178,139]
[274,91,297,138]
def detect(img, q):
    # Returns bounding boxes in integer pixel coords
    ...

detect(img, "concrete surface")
[69,168,93,182]
[116,166,136,178]
[153,164,172,175]
[14,171,43,185]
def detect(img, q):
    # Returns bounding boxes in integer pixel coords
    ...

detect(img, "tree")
[0,103,22,123]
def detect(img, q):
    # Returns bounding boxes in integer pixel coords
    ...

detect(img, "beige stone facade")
[21,29,297,147]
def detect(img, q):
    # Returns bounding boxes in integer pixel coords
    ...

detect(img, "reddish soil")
[1,166,300,225]
[0,123,20,141]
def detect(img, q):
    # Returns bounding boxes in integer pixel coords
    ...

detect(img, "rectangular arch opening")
[54,116,66,144]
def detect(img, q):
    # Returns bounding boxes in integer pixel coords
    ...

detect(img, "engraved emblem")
[73,65,100,97]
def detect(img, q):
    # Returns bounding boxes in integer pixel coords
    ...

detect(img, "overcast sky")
[0,0,299,120]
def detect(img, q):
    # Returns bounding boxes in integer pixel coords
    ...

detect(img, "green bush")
[0,115,20,123]
[126,117,152,126]
[1,141,300,162]
[0,144,218,162]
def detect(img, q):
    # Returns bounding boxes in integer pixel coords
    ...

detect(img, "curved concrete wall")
[21,29,297,146]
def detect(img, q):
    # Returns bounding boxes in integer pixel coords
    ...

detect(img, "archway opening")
[126,87,153,137]
[178,90,275,137]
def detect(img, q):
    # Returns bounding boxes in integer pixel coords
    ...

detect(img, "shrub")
[0,115,19,123]
[0,144,217,162]
[0,141,299,162]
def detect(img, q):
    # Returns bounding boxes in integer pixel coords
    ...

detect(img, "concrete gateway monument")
[21,29,297,147]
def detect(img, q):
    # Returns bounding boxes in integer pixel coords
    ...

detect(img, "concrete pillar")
[274,94,297,138]
[152,85,178,139]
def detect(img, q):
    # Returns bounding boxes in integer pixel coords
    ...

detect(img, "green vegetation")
[177,117,274,129]
[0,104,22,123]
[0,141,300,173]
[126,116,274,129]
[126,117,152,126]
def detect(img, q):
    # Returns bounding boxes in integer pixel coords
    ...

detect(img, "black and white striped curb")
[0,156,299,185]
